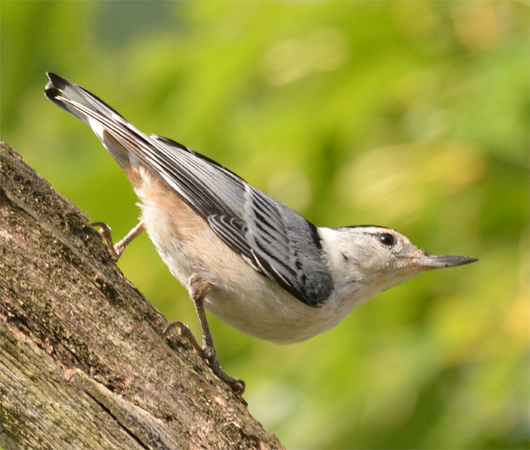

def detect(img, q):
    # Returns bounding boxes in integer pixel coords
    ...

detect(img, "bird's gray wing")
[152,136,334,306]
[45,73,334,306]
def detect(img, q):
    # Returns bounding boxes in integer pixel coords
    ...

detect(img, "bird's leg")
[190,276,246,394]
[92,221,145,260]
[163,274,245,394]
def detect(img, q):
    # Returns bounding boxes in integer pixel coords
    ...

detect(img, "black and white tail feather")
[45,72,334,307]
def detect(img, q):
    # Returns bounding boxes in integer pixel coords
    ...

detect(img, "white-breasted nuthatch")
[44,72,477,393]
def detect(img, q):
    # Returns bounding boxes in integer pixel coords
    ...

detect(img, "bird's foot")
[163,321,245,394]
[92,221,144,260]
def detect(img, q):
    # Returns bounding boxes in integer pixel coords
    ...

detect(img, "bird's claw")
[163,321,245,394]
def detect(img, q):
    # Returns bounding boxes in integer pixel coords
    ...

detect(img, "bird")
[44,72,477,393]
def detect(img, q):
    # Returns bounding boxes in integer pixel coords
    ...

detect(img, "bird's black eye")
[378,233,395,246]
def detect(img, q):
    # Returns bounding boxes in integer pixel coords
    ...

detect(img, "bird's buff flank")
[44,73,478,393]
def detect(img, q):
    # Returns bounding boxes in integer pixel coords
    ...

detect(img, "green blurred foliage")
[1,1,528,448]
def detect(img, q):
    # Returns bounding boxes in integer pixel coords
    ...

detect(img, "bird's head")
[319,226,477,297]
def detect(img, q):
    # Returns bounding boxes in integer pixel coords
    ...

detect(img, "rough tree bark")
[0,142,285,450]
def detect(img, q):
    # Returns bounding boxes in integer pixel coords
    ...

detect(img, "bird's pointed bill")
[415,253,478,269]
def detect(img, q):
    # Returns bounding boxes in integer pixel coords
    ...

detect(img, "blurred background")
[1,1,528,448]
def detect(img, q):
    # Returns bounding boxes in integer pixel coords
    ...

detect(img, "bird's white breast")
[130,167,368,344]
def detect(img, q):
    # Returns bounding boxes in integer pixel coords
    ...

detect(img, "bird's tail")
[44,72,142,170]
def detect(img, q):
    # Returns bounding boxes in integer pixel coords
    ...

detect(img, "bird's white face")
[332,226,427,293]
[341,227,426,271]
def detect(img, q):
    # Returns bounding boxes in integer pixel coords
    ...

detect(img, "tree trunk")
[0,142,284,450]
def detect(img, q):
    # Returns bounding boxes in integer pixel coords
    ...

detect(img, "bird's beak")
[415,252,478,269]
